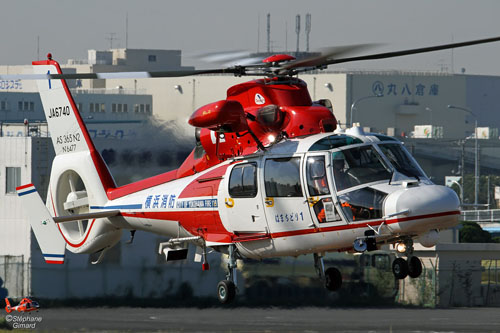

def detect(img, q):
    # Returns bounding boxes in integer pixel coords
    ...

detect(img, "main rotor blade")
[283,44,380,70]
[326,36,500,66]
[0,68,240,81]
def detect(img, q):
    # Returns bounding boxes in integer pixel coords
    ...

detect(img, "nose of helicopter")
[384,184,460,231]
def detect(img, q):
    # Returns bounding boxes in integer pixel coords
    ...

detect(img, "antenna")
[105,33,117,50]
[285,21,288,52]
[267,13,271,53]
[126,13,129,49]
[305,13,311,52]
[257,13,260,53]
[295,14,301,55]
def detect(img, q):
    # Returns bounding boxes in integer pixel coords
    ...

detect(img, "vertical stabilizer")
[32,56,115,192]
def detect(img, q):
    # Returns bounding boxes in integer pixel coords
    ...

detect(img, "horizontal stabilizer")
[17,184,66,264]
[53,210,120,223]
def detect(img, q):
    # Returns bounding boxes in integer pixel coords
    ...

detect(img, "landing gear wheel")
[392,258,409,279]
[325,267,342,291]
[217,280,236,304]
[408,256,422,278]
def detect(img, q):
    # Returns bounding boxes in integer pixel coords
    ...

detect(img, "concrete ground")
[3,306,500,332]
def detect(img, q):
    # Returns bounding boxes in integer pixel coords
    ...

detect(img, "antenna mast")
[267,13,271,53]
[305,13,311,52]
[295,14,301,55]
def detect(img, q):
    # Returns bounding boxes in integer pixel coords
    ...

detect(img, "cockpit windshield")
[378,143,425,180]
[331,146,392,192]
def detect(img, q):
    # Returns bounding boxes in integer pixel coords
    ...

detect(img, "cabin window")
[264,157,303,197]
[229,163,257,198]
[306,156,330,196]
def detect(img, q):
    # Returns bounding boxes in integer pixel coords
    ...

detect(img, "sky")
[2,0,500,75]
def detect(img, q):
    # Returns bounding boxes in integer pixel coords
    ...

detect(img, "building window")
[0,101,9,110]
[146,104,151,114]
[148,55,157,62]
[229,163,257,198]
[123,104,128,113]
[264,157,303,197]
[90,103,94,113]
[24,101,29,110]
[117,104,122,112]
[134,104,139,113]
[6,167,21,194]
[112,103,117,113]
[100,103,106,113]
[77,103,83,112]
[18,101,22,110]
[29,102,34,111]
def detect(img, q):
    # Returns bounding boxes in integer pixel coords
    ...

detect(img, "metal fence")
[461,209,500,223]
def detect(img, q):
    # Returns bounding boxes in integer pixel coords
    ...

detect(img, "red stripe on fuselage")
[121,209,459,244]
[121,211,233,243]
[178,164,231,198]
[107,169,178,200]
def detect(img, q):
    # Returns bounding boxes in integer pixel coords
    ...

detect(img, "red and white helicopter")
[4,297,40,313]
[6,36,500,303]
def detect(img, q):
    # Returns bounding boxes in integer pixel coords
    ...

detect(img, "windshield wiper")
[400,167,420,182]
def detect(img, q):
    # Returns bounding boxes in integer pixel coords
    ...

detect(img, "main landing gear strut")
[392,238,423,279]
[314,253,342,291]
[217,244,238,304]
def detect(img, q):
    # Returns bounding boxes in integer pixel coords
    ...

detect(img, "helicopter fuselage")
[80,128,460,259]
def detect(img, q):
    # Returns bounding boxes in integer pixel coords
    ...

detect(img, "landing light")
[267,134,275,143]
[395,242,407,253]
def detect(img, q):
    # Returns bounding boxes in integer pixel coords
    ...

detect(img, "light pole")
[451,180,463,208]
[350,94,382,127]
[447,104,479,209]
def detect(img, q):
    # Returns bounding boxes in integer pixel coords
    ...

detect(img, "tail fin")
[17,184,66,264]
[5,298,12,313]
[32,57,115,193]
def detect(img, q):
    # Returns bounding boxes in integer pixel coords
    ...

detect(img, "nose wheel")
[392,238,423,279]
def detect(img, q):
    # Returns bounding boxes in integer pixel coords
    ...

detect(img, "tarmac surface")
[3,306,500,332]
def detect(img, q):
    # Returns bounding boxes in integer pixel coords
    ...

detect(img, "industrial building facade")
[1,49,500,305]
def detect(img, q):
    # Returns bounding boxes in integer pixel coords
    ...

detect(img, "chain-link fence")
[398,258,500,307]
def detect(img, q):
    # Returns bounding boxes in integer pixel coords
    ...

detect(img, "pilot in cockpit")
[332,151,350,192]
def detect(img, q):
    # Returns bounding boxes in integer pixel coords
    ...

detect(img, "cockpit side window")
[229,163,257,198]
[265,157,303,197]
[332,146,391,191]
